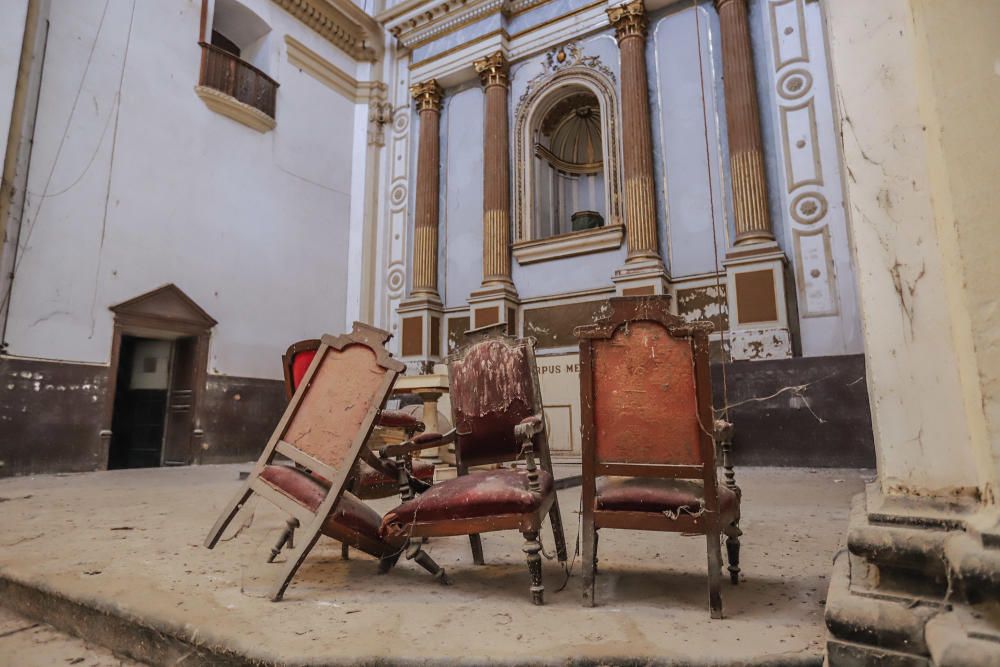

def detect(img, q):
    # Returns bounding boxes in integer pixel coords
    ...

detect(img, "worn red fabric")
[353,457,434,500]
[259,464,384,541]
[378,410,422,429]
[290,350,317,390]
[596,476,739,522]
[380,468,553,536]
[449,340,536,463]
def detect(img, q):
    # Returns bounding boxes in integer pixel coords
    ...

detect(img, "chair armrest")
[378,410,426,432]
[514,414,544,441]
[379,428,457,459]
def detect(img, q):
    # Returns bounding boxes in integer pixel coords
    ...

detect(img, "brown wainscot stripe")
[447,316,471,354]
[676,284,729,331]
[523,300,607,349]
[401,316,423,357]
[734,269,778,323]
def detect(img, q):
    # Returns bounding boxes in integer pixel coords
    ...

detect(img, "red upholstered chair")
[575,296,742,618]
[205,323,446,601]
[377,325,568,605]
[282,338,436,501]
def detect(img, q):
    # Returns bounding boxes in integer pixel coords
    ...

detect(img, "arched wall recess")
[514,64,623,244]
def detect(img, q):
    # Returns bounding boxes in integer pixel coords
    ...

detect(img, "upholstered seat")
[259,464,385,543]
[596,476,739,523]
[381,468,554,537]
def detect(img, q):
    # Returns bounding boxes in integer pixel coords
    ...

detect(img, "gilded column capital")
[474,51,510,89]
[714,0,746,11]
[607,0,648,42]
[410,79,443,113]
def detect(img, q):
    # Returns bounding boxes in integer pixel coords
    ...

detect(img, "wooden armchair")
[282,338,436,501]
[377,324,568,604]
[205,323,446,601]
[575,296,742,618]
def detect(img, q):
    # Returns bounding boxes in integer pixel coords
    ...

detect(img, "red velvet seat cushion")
[259,465,384,542]
[596,476,739,522]
[353,457,435,500]
[381,468,554,536]
[290,350,317,390]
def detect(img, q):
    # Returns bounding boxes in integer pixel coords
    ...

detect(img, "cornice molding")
[285,35,384,101]
[512,225,625,265]
[271,0,382,61]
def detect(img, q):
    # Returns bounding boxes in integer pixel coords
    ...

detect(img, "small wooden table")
[392,374,453,464]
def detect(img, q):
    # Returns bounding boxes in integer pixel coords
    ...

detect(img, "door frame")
[102,285,216,469]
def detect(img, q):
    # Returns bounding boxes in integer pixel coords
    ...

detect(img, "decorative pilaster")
[607,0,669,296]
[476,51,513,288]
[715,0,774,246]
[398,79,445,364]
[468,51,519,333]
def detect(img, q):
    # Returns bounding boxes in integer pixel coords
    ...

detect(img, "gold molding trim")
[271,0,380,62]
[533,144,602,175]
[194,85,276,133]
[409,29,509,70]
[411,79,444,111]
[512,225,624,265]
[475,50,509,88]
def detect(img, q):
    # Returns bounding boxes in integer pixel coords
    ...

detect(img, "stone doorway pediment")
[110,284,217,333]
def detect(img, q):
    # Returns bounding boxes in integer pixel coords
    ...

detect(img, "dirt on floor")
[0,606,143,666]
[0,464,871,665]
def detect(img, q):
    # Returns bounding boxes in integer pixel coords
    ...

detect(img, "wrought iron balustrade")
[198,42,278,119]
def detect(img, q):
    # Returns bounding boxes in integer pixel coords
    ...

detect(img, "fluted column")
[410,79,444,298]
[716,0,774,245]
[475,52,513,287]
[608,0,660,264]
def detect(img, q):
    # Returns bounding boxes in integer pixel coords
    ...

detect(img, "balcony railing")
[198,42,278,119]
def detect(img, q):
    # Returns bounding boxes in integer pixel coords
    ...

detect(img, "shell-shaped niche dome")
[541,92,602,168]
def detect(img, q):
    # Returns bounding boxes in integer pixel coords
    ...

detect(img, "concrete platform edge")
[0,567,823,667]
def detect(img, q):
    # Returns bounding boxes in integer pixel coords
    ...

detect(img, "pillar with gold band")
[715,0,774,245]
[398,79,445,362]
[467,51,520,331]
[607,0,660,264]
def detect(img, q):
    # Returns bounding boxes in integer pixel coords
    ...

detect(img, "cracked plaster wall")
[823,0,999,502]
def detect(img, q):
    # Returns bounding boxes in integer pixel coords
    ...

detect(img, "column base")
[397,295,445,371]
[723,242,792,361]
[612,258,671,298]
[826,485,1000,666]
[467,282,520,334]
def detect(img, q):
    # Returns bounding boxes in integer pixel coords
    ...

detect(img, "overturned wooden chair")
[575,296,742,618]
[282,337,435,562]
[205,323,446,601]
[282,338,435,500]
[378,324,568,605]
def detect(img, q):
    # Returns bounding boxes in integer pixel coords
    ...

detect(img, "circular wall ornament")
[393,111,409,132]
[790,191,828,225]
[386,264,405,295]
[391,184,407,206]
[777,69,813,100]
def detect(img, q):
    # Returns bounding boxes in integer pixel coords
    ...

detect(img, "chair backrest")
[576,296,715,475]
[282,339,321,399]
[267,323,404,481]
[447,324,542,467]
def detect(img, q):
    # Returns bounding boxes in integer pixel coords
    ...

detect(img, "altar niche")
[514,65,624,246]
[533,88,606,238]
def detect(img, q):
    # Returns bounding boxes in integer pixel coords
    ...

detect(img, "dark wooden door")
[162,336,197,465]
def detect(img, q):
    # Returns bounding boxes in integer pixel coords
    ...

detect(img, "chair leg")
[377,551,401,575]
[725,521,742,584]
[522,530,544,605]
[706,529,724,619]
[548,495,569,563]
[469,534,485,565]
[269,523,322,601]
[341,542,350,560]
[204,486,253,549]
[406,541,450,584]
[582,518,596,607]
[267,517,299,563]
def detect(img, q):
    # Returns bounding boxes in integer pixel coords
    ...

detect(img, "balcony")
[195,42,279,132]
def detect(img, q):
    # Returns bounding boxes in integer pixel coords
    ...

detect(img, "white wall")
[5,0,366,380]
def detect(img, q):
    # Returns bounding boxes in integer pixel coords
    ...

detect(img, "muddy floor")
[0,464,870,665]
